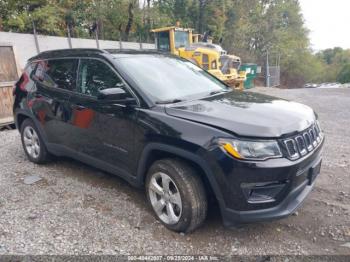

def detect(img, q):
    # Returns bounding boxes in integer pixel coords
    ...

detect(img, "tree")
[316,48,350,82]
[337,64,350,84]
[1,0,348,87]
[124,0,137,41]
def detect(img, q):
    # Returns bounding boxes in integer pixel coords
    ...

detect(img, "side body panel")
[66,92,139,176]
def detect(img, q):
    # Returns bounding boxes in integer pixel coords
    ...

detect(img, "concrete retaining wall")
[0,32,155,69]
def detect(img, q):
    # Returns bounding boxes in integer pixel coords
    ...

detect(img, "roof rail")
[104,49,162,54]
[29,48,108,61]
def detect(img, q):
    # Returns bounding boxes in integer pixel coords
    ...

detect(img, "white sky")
[299,0,350,51]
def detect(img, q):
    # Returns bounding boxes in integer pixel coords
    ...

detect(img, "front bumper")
[205,138,324,226]
[221,174,316,226]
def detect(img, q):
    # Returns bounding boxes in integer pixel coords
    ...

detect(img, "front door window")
[77,59,127,97]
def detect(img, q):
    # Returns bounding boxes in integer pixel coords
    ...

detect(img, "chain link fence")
[268,66,281,87]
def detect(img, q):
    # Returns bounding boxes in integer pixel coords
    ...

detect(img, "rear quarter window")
[15,62,37,92]
[33,59,78,91]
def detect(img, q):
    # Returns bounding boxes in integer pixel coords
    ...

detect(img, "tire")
[145,158,207,233]
[20,118,50,164]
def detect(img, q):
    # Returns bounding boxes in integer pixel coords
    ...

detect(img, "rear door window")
[33,59,78,91]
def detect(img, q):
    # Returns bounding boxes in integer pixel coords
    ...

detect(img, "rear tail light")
[19,73,29,91]
[12,83,17,96]
[14,73,29,96]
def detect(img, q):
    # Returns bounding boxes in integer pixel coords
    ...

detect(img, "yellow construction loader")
[151,25,246,89]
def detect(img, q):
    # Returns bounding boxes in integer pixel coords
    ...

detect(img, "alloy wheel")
[23,126,40,159]
[148,172,182,225]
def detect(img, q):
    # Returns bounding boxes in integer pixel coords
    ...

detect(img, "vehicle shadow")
[43,155,295,244]
[45,155,225,229]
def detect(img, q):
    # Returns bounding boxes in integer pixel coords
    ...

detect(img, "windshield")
[174,31,189,48]
[115,55,229,103]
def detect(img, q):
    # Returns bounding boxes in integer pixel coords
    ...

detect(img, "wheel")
[20,118,50,164]
[146,159,207,233]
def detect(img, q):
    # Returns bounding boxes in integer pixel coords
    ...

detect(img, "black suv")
[13,49,324,233]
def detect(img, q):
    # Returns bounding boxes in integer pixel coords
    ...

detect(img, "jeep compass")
[13,49,324,233]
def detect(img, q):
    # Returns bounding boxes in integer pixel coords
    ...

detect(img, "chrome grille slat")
[313,125,321,143]
[309,129,317,147]
[284,139,299,159]
[283,123,323,160]
[295,136,307,156]
[303,132,313,151]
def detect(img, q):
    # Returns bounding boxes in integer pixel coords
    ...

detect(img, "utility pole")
[266,50,270,87]
[95,21,100,49]
[67,24,72,48]
[95,30,100,49]
[139,34,143,49]
[32,21,40,53]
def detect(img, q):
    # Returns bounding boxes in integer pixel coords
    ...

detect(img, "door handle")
[34,94,42,98]
[74,104,86,111]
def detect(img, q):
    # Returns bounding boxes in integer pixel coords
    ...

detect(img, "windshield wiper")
[209,90,229,96]
[156,99,184,104]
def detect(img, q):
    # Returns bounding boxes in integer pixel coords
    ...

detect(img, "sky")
[299,0,350,51]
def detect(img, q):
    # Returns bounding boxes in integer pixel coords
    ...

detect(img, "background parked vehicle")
[151,24,247,89]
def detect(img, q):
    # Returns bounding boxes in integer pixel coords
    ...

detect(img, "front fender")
[135,142,225,204]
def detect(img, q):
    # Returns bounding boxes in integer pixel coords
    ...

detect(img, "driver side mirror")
[97,87,137,106]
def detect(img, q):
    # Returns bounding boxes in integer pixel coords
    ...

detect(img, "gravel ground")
[0,87,349,256]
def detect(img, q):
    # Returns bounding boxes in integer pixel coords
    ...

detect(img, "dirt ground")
[0,87,349,257]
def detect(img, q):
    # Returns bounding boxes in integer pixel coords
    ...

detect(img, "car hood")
[165,91,316,138]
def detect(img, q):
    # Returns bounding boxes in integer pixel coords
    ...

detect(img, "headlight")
[218,138,282,161]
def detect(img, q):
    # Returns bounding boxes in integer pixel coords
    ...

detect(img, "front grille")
[295,136,307,156]
[283,122,323,160]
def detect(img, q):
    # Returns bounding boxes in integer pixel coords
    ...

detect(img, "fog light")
[241,181,288,204]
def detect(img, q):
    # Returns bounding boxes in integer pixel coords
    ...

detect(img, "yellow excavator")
[150,25,246,89]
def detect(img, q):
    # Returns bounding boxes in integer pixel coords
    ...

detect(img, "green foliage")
[280,49,327,86]
[220,0,315,86]
[316,48,350,82]
[1,0,349,86]
[337,64,350,83]
[317,47,344,65]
